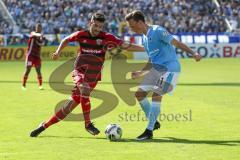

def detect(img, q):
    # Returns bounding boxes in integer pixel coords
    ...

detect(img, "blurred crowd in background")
[0,0,240,45]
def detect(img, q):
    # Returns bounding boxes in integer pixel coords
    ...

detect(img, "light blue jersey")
[142,25,181,72]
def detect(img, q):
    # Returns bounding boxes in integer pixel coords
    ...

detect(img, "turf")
[0,58,240,160]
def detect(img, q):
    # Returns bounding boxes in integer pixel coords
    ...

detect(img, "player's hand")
[52,52,59,60]
[131,71,142,79]
[131,70,148,79]
[193,53,202,62]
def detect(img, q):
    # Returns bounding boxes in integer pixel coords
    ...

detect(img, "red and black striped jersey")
[67,30,124,82]
[26,32,43,58]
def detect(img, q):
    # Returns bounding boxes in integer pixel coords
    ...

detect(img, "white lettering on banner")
[176,43,240,58]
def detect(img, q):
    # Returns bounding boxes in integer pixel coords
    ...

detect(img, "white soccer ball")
[105,124,122,141]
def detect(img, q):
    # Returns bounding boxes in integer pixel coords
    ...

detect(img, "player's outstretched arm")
[121,42,145,52]
[52,37,69,60]
[171,39,202,62]
[107,42,145,56]
[31,31,42,37]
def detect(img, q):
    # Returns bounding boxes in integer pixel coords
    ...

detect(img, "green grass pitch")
[0,58,240,160]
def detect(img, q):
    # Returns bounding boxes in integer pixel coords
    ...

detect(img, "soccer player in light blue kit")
[125,10,202,140]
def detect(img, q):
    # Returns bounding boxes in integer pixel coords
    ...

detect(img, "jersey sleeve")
[156,27,174,44]
[67,31,82,42]
[105,33,124,46]
[30,31,42,38]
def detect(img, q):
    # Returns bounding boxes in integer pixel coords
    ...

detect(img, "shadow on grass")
[39,135,240,146]
[117,137,240,146]
[39,135,106,140]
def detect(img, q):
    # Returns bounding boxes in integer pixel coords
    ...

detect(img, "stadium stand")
[0,12,12,34]
[0,0,239,46]
[2,0,240,34]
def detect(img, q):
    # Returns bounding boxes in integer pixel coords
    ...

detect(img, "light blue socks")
[139,98,151,118]
[147,101,161,130]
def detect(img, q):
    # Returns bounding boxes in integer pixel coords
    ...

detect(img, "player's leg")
[35,61,43,89]
[135,88,150,118]
[145,72,177,132]
[136,69,163,140]
[80,82,100,135]
[72,69,100,135]
[44,99,79,128]
[135,82,160,131]
[80,83,92,127]
[22,66,32,89]
[148,93,162,130]
[30,99,79,137]
[137,93,162,141]
[137,72,179,140]
[135,68,158,119]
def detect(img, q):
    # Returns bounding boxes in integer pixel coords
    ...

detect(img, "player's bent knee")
[77,83,92,97]
[81,88,91,97]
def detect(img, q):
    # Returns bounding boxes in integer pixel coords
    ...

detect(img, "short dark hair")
[36,23,42,28]
[91,13,106,22]
[125,10,145,22]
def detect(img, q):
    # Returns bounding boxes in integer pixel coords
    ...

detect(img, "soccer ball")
[105,124,122,141]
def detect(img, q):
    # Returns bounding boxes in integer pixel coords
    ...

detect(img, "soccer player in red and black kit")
[22,23,44,90]
[30,13,144,137]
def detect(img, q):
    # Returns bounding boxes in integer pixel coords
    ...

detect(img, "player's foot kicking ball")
[30,122,45,137]
[153,121,161,131]
[136,129,153,141]
[136,121,160,141]
[85,123,100,136]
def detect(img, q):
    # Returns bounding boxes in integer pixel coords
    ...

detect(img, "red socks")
[44,108,67,128]
[22,75,28,86]
[22,75,42,87]
[43,97,92,129]
[81,97,91,127]
[37,75,42,86]
[44,101,77,128]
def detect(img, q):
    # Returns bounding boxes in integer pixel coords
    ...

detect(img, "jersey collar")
[146,25,153,37]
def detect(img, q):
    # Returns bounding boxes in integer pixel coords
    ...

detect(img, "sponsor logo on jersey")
[96,39,103,45]
[82,48,102,54]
